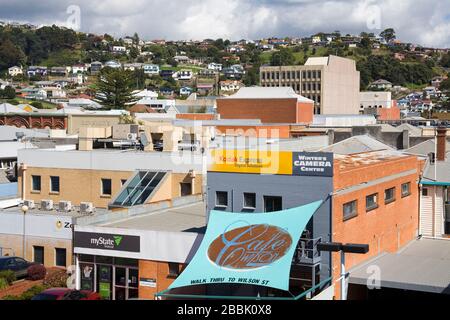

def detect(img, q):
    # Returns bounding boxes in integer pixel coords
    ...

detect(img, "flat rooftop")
[349,238,450,294]
[1,205,108,218]
[335,150,410,171]
[102,202,206,233]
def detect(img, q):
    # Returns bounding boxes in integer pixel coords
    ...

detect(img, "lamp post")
[21,205,29,259]
[317,242,369,300]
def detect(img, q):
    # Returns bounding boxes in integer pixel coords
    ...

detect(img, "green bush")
[43,270,68,288]
[0,270,16,285]
[2,285,45,300]
[0,278,8,290]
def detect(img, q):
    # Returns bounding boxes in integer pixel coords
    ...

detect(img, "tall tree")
[0,38,25,70]
[270,48,295,66]
[95,68,138,110]
[380,28,396,43]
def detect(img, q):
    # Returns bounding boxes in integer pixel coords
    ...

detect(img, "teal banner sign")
[169,201,322,292]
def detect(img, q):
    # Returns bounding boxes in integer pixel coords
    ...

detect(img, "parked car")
[0,256,35,279]
[31,288,101,300]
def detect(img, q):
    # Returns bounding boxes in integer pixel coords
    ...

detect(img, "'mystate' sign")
[74,231,140,253]
[292,152,334,177]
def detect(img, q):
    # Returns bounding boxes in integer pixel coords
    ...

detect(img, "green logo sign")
[114,236,123,246]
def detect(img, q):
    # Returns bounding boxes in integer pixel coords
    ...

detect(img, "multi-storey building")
[260,55,360,115]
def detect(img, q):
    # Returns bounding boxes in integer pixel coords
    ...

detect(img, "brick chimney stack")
[436,127,447,161]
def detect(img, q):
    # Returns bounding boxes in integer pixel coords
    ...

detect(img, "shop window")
[55,248,66,267]
[243,193,256,210]
[366,193,379,212]
[401,182,411,198]
[180,182,192,196]
[216,191,228,207]
[264,196,282,212]
[384,187,396,204]
[50,176,60,193]
[343,200,357,221]
[168,263,180,278]
[32,175,41,192]
[101,178,112,196]
[33,246,44,264]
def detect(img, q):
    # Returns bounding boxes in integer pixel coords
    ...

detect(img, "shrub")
[20,285,46,300]
[27,264,47,281]
[43,270,68,288]
[0,270,16,285]
[0,278,8,290]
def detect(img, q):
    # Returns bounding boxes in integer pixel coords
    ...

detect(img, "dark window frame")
[384,187,396,204]
[243,193,256,210]
[31,175,41,192]
[401,182,411,198]
[55,248,66,267]
[101,178,112,196]
[263,196,283,213]
[343,200,358,221]
[366,193,379,212]
[215,191,228,207]
[50,176,60,194]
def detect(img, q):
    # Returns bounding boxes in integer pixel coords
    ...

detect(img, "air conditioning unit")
[23,200,35,210]
[80,202,94,214]
[41,200,53,211]
[127,133,138,140]
[58,201,72,212]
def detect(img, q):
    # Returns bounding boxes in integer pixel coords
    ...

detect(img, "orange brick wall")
[331,156,420,299]
[377,106,401,121]
[215,125,291,138]
[217,98,313,124]
[139,260,185,299]
[297,102,314,124]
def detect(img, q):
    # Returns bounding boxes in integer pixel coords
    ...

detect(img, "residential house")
[50,67,68,77]
[160,70,175,80]
[71,64,88,74]
[208,63,223,71]
[369,79,393,90]
[8,66,23,77]
[174,55,191,64]
[174,70,193,81]
[111,46,127,53]
[220,80,243,93]
[143,64,160,75]
[90,61,103,74]
[104,60,122,69]
[179,87,193,96]
[27,66,48,77]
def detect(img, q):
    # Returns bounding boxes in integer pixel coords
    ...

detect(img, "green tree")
[270,48,295,66]
[380,28,396,43]
[0,38,25,70]
[95,68,138,109]
[2,86,16,99]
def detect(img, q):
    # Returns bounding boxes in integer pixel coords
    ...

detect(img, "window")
[33,246,44,264]
[243,193,256,209]
[264,196,282,212]
[384,187,396,204]
[312,70,317,79]
[216,191,228,207]
[302,71,306,79]
[317,70,322,79]
[32,175,41,192]
[307,70,312,79]
[366,193,379,212]
[50,176,60,193]
[401,182,411,198]
[180,182,192,196]
[121,179,127,186]
[55,248,66,267]
[168,263,180,278]
[101,179,112,196]
[343,200,357,221]
[422,188,428,196]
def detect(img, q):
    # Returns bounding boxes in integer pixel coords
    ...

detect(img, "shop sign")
[168,201,322,292]
[74,232,140,253]
[139,278,157,288]
[292,152,334,177]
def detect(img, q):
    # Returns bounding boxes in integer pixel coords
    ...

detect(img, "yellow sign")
[209,149,293,175]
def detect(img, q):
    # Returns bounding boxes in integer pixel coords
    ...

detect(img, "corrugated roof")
[405,139,450,156]
[224,87,314,103]
[320,135,395,155]
[0,103,28,114]
[349,238,450,294]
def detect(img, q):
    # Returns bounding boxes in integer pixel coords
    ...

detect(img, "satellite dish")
[140,132,150,147]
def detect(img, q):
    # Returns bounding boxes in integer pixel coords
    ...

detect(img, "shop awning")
[165,200,323,293]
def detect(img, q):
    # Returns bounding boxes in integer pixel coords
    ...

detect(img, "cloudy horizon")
[0,0,449,48]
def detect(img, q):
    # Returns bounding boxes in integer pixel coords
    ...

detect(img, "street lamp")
[317,242,369,300]
[21,205,29,259]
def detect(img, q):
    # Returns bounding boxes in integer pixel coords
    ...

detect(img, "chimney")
[402,129,410,150]
[436,127,447,161]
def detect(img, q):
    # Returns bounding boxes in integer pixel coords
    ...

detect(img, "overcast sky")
[0,0,449,47]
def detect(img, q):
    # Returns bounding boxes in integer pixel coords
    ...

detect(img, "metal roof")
[405,139,450,157]
[349,238,450,294]
[224,87,314,103]
[320,135,395,155]
[103,202,206,233]
[422,159,450,184]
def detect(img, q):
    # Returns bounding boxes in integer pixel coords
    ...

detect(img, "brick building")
[216,87,314,124]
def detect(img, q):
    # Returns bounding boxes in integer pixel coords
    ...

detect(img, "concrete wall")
[67,114,122,135]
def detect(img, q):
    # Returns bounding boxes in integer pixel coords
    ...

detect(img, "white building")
[8,66,23,77]
[208,63,222,71]
[143,64,160,75]
[174,70,193,81]
[360,91,394,110]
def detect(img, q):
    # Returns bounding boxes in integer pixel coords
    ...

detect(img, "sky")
[0,0,449,48]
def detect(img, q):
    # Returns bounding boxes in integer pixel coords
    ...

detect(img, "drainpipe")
[20,163,27,201]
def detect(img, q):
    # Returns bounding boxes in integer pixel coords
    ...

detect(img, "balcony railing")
[292,237,322,265]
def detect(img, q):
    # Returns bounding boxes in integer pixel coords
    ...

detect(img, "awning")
[165,200,323,293]
[349,238,450,294]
